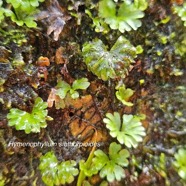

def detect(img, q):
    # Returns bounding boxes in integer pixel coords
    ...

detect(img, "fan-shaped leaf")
[82,36,137,81]
[98,0,146,33]
[103,112,146,148]
[92,142,129,182]
[7,97,50,134]
[39,151,79,186]
[72,78,90,91]
[58,161,79,184]
[116,85,134,106]
[56,78,90,100]
[56,80,71,99]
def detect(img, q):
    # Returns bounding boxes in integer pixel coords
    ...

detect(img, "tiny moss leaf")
[174,148,186,181]
[174,3,186,27]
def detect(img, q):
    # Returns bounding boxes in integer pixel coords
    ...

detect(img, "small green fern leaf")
[103,112,146,148]
[82,36,137,81]
[92,142,130,182]
[99,0,146,32]
[39,151,79,186]
[7,97,51,134]
[115,85,134,106]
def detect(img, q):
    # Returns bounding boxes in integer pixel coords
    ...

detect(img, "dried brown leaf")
[47,88,65,109]
[35,0,70,41]
[55,47,67,64]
